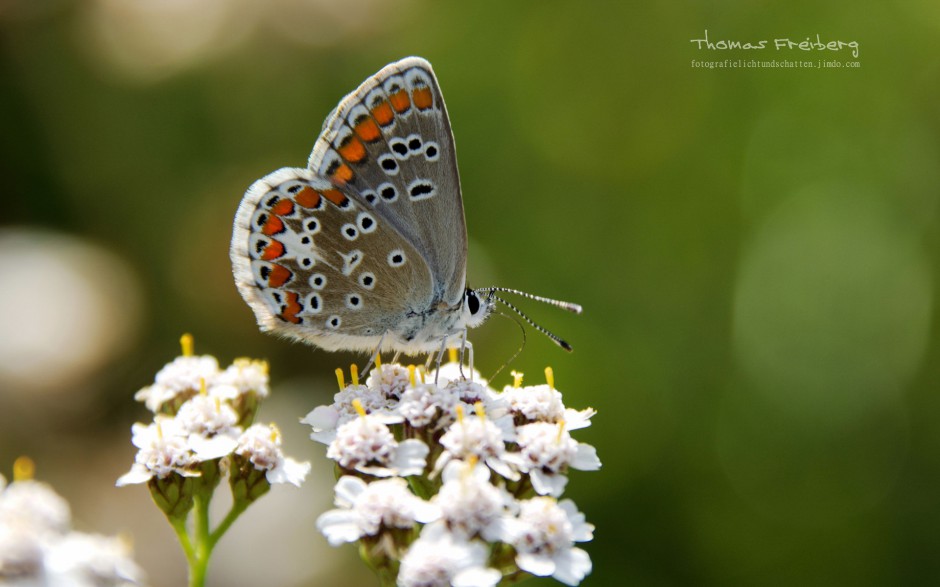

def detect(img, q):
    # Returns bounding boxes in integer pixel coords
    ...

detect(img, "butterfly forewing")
[231,167,433,352]
[308,57,468,308]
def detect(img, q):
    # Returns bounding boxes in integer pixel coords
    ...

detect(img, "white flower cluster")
[306,362,600,586]
[0,467,145,586]
[117,350,309,489]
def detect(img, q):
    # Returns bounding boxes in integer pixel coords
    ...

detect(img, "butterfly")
[230,57,580,363]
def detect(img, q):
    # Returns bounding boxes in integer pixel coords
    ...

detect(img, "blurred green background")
[2,1,939,585]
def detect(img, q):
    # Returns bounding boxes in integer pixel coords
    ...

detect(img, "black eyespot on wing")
[381,185,397,201]
[410,182,433,198]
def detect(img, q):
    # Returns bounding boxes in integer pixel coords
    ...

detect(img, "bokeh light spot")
[0,228,142,395]
[732,185,930,424]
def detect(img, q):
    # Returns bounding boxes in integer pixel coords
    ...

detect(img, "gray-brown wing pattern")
[230,167,432,352]
[307,57,467,308]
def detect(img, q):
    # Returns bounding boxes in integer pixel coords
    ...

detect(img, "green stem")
[189,494,212,587]
[169,516,196,567]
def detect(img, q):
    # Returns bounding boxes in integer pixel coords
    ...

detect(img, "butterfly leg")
[456,329,474,382]
[360,332,389,380]
[431,337,449,384]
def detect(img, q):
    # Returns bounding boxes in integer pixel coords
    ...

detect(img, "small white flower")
[434,411,518,480]
[508,497,593,586]
[235,424,310,487]
[44,532,146,586]
[175,395,242,460]
[116,417,199,485]
[513,422,601,497]
[326,413,428,477]
[302,384,402,445]
[430,361,488,389]
[433,460,514,542]
[0,521,45,579]
[396,383,460,429]
[397,523,501,587]
[0,479,72,537]
[316,476,439,546]
[134,355,220,412]
[502,384,595,430]
[210,358,270,399]
[366,363,412,400]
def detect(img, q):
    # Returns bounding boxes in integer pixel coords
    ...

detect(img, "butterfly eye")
[466,290,481,315]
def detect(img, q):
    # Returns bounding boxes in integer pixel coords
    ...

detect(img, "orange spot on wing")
[371,101,394,126]
[267,264,292,287]
[337,136,367,163]
[261,215,284,236]
[389,89,411,113]
[354,117,381,142]
[322,189,349,207]
[270,199,294,216]
[294,186,321,208]
[261,239,285,260]
[280,291,302,324]
[412,87,433,110]
[330,164,354,184]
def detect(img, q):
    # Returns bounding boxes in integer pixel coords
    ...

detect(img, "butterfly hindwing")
[231,167,433,351]
[307,57,468,309]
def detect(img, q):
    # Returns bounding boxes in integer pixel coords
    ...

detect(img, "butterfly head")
[462,288,494,330]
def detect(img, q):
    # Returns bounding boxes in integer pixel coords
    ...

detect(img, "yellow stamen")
[408,365,416,387]
[180,333,194,357]
[418,366,426,384]
[463,455,479,480]
[13,456,35,482]
[269,423,281,442]
[156,422,164,440]
[456,404,464,423]
[511,370,524,388]
[352,398,366,417]
[350,363,359,386]
[214,396,221,411]
[448,347,458,364]
[474,401,486,420]
[199,377,208,396]
[556,419,567,443]
[375,353,382,368]
[335,368,345,390]
[545,366,555,390]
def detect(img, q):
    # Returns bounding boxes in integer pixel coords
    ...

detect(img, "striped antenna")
[488,294,574,352]
[476,287,582,315]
